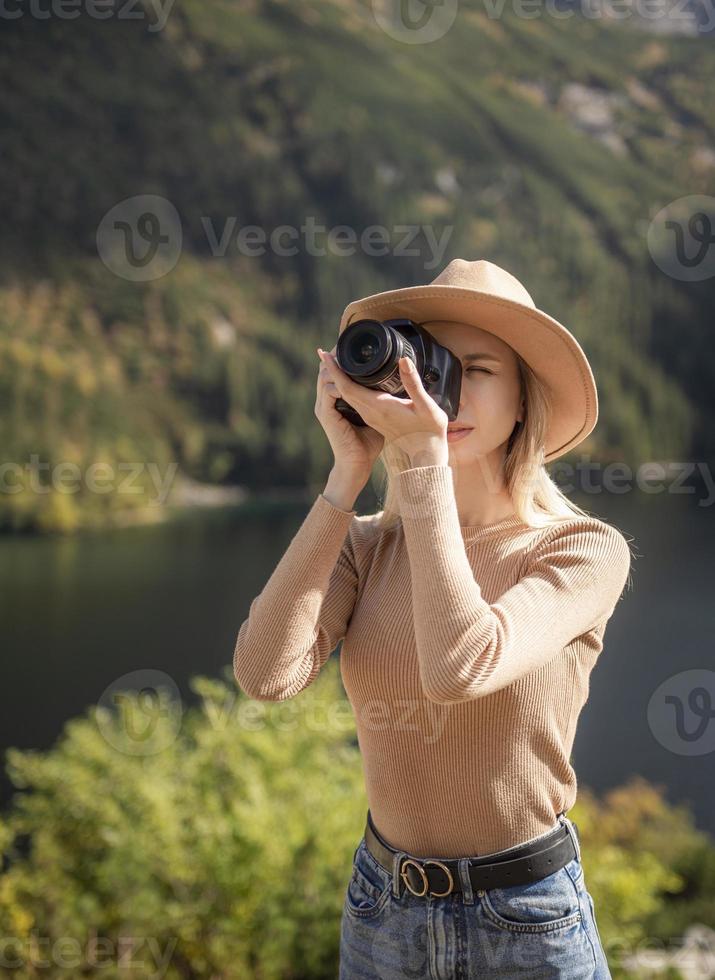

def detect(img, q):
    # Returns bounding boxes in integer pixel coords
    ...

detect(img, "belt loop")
[392,851,408,898]
[458,857,474,905]
[558,811,582,863]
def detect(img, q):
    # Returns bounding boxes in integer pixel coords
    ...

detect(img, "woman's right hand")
[315,346,385,480]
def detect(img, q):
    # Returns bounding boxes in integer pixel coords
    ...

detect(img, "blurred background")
[1,0,714,976]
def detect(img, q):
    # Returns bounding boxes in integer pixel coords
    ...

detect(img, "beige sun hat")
[337,258,598,463]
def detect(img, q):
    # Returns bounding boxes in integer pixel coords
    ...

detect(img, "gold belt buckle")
[400,858,454,897]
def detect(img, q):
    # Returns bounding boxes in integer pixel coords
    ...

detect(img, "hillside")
[1,0,713,531]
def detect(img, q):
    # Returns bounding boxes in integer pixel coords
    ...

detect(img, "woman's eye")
[466,367,492,374]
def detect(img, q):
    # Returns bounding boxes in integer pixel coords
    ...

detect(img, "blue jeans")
[339,814,611,979]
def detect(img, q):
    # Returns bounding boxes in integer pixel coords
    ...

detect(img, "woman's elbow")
[232,636,316,702]
[232,633,273,700]
[235,679,295,702]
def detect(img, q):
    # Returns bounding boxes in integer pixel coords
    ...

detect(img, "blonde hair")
[372,354,595,534]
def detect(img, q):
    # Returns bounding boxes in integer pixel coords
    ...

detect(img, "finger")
[317,347,335,375]
[321,350,412,429]
[316,363,330,395]
[398,357,428,401]
[320,351,366,401]
[318,370,340,402]
[316,351,334,387]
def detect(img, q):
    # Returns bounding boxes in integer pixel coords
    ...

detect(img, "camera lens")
[337,318,422,396]
[348,330,382,366]
[338,320,392,378]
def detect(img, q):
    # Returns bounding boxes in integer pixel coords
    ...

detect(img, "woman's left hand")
[319,352,449,465]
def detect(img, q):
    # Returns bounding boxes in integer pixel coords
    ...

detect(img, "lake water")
[1,479,713,839]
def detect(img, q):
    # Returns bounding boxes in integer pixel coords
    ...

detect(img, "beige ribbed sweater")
[233,464,632,858]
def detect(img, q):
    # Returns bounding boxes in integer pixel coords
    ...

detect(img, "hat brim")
[338,285,598,463]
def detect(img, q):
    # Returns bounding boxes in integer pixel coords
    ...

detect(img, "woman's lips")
[447,427,473,442]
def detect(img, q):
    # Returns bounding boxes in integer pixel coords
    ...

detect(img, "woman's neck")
[450,452,515,527]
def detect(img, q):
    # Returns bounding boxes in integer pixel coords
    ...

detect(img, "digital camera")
[334,318,462,427]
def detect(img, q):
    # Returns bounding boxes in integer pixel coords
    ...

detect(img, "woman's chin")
[448,437,493,463]
[448,434,477,454]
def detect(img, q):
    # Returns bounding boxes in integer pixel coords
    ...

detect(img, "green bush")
[567,779,712,979]
[1,657,712,978]
[0,660,366,978]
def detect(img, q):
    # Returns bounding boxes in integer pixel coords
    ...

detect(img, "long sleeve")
[233,493,359,701]
[397,465,632,704]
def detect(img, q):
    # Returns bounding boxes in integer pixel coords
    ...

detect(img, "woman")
[233,258,634,979]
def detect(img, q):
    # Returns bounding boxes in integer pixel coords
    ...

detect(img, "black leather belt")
[364,809,580,898]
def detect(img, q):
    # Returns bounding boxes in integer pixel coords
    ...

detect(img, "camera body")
[334,318,462,427]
